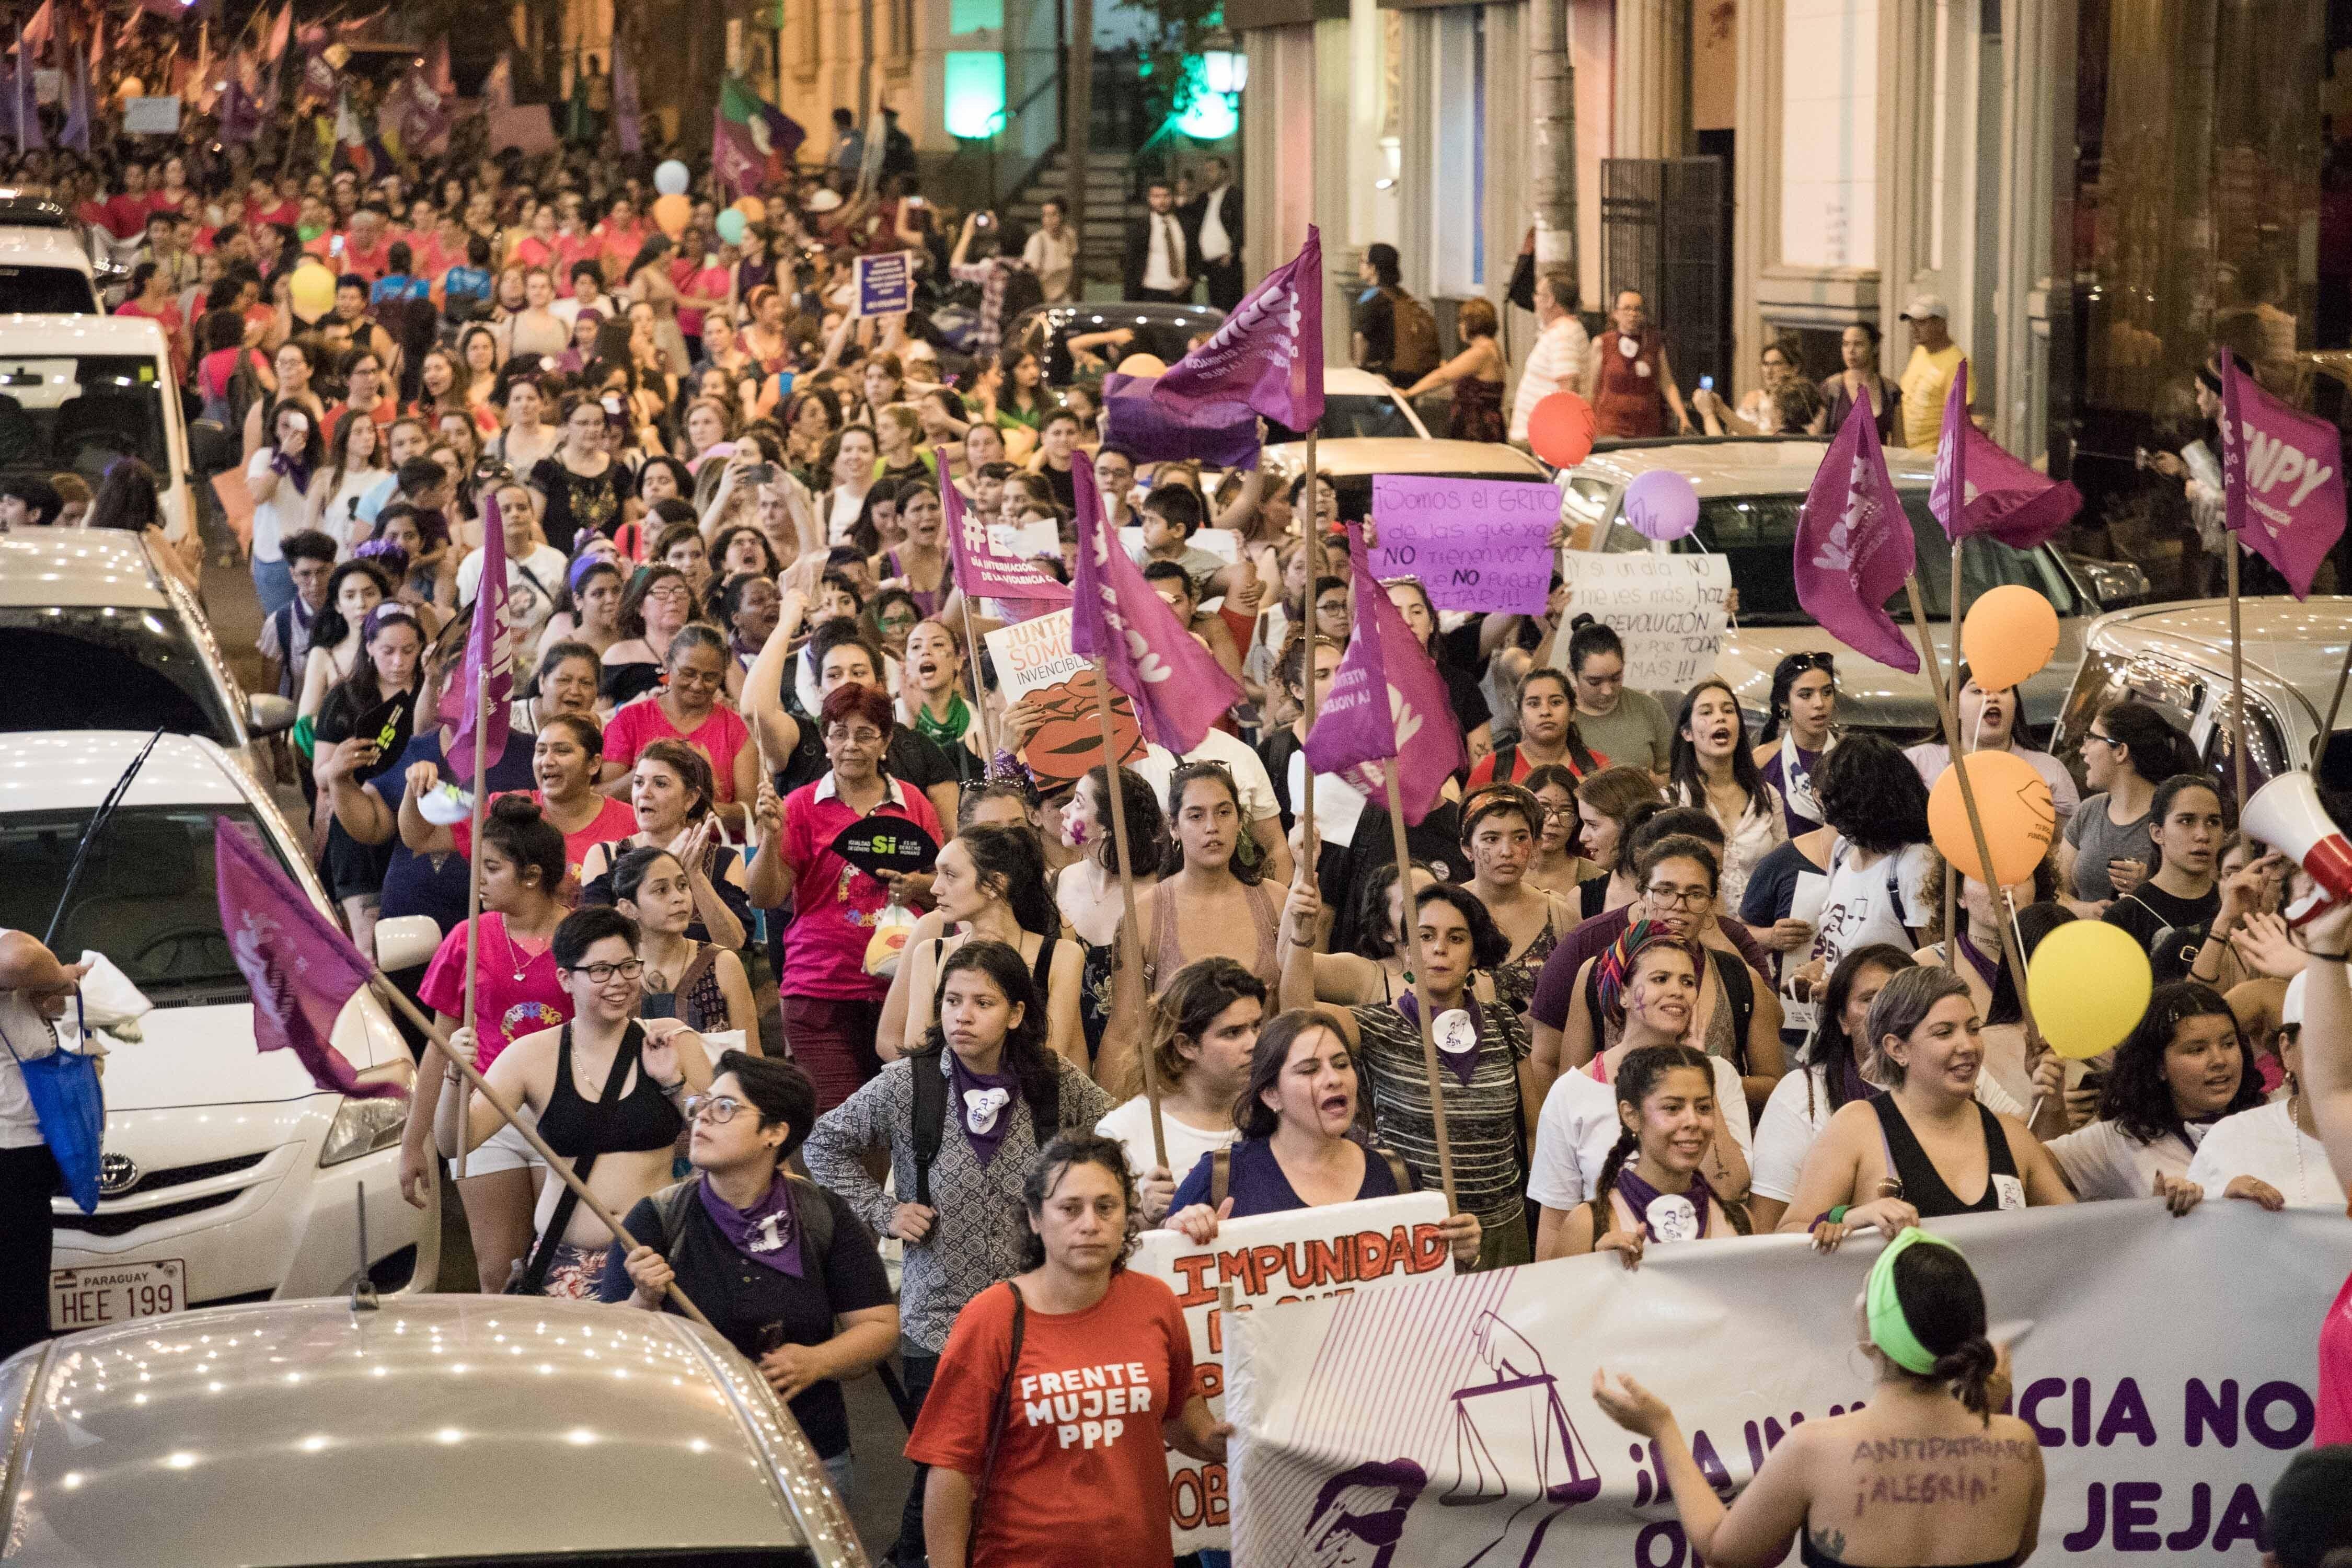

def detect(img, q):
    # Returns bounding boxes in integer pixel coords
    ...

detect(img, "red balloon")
[1528,391,1597,468]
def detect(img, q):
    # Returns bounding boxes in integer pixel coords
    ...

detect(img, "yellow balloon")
[288,264,336,324]
[1117,353,1168,378]
[1928,749,2055,888]
[733,195,768,225]
[652,193,691,238]
[1960,584,2061,692]
[2028,919,2152,1059]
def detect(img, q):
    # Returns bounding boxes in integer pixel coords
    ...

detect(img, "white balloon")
[654,160,690,197]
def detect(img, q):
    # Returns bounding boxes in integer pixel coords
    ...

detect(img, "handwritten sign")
[982,608,1144,784]
[1368,476,1561,614]
[123,96,181,134]
[852,251,914,319]
[1552,549,1732,690]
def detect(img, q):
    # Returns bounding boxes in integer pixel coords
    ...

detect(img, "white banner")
[1131,1191,1451,1554]
[1553,549,1732,691]
[1229,1203,2351,1566]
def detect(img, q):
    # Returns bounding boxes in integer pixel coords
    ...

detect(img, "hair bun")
[1934,1335,1999,1416]
[488,794,546,826]
[1569,612,1597,631]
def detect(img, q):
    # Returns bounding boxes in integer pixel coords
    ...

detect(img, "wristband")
[1808,1204,1850,1233]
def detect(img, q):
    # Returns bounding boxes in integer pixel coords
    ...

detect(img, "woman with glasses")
[2060,701,2187,907]
[1523,764,1596,900]
[436,906,715,1297]
[863,586,923,665]
[607,1052,898,1502]
[600,562,696,709]
[602,624,756,833]
[1753,652,1838,837]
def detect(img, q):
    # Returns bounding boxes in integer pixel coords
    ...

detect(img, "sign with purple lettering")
[851,250,914,319]
[1368,476,1562,615]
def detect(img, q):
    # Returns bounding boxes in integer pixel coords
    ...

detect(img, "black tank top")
[1870,1094,2020,1217]
[537,1022,686,1158]
[1802,1534,2011,1568]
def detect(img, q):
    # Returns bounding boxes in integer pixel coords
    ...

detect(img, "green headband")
[1866,1227,1963,1376]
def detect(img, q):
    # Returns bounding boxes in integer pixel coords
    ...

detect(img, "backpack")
[1387,287,1442,380]
[909,1045,1062,1207]
[647,1172,837,1295]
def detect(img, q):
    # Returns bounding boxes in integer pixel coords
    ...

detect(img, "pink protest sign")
[1367,475,1560,614]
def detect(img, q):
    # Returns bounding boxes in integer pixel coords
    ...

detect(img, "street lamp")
[1202,49,1247,95]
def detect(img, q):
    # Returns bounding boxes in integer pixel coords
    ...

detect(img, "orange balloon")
[1928,750,2056,888]
[652,193,691,238]
[1117,353,1167,378]
[1528,390,1597,468]
[1960,585,2061,692]
[733,195,768,225]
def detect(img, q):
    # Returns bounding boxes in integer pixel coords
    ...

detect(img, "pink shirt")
[780,773,942,1000]
[603,701,753,806]
[418,911,572,1067]
[451,789,638,887]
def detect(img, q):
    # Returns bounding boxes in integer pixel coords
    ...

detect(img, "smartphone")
[1698,374,1715,391]
[330,234,345,258]
[745,462,776,486]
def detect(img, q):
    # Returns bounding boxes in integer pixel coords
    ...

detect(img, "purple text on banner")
[1368,475,1561,615]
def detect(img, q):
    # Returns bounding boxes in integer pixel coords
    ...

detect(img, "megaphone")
[2241,770,2352,925]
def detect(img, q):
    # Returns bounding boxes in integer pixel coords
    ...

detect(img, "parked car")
[1560,435,2141,736]
[0,1294,866,1567]
[0,529,293,767]
[1,731,428,1332]
[1007,299,1226,387]
[0,312,205,538]
[2050,596,2352,816]
[1262,365,1432,444]
[0,193,104,314]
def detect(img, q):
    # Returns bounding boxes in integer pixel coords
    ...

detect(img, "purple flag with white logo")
[215,824,398,1099]
[1928,358,2080,550]
[1100,372,1259,470]
[1149,226,1324,431]
[1304,524,1465,826]
[942,472,1070,609]
[2220,353,2346,601]
[1795,396,1921,673]
[1069,458,1244,755]
[444,490,512,779]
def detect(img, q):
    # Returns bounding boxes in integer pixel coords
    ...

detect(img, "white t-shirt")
[1097,1094,1237,1186]
[458,541,569,644]
[0,982,65,1148]
[2186,1101,2347,1209]
[1527,1055,1754,1213]
[317,468,387,556]
[1750,1064,2025,1202]
[1806,840,1933,986]
[244,446,305,563]
[1133,731,1282,827]
[1903,741,2081,831]
[2046,1117,2201,1202]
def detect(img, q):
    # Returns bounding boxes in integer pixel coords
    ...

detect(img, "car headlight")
[319,1061,414,1167]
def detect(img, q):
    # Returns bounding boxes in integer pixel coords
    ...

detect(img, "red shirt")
[1464,739,1609,789]
[2320,1270,2352,1445]
[905,1271,1200,1568]
[246,198,298,229]
[324,398,398,432]
[450,788,639,888]
[673,258,730,336]
[604,701,752,807]
[594,221,647,276]
[100,192,157,240]
[779,772,942,1000]
[417,910,571,1068]
[510,234,556,271]
[114,297,186,382]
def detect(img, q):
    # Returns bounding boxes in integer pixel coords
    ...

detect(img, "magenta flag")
[2220,354,2346,601]
[1149,226,1325,431]
[1796,396,1921,673]
[215,825,399,1100]
[1927,359,2081,551]
[943,470,1070,609]
[1304,524,1466,826]
[1068,458,1244,755]
[444,490,513,779]
[1101,371,1260,469]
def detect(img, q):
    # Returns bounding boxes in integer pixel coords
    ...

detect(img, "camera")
[975,212,996,230]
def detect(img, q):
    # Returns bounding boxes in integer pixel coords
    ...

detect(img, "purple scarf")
[1954,929,1999,991]
[269,446,314,497]
[697,1171,804,1277]
[948,1051,1020,1167]
[1612,1166,1717,1242]
[1398,991,1484,1088]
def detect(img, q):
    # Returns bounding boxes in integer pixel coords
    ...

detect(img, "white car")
[0,311,203,540]
[1,731,430,1333]
[0,192,105,314]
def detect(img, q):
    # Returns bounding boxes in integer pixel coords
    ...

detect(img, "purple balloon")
[1621,469,1701,541]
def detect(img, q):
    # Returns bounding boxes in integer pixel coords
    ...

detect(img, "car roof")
[0,531,169,608]
[1263,436,1550,478]
[0,228,95,271]
[1319,366,1406,400]
[2,1297,838,1567]
[2085,597,2352,716]
[1017,299,1227,335]
[0,311,169,355]
[0,191,77,230]
[1566,436,1938,495]
[0,730,248,812]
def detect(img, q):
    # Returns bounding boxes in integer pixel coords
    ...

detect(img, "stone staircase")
[1000,148,1140,293]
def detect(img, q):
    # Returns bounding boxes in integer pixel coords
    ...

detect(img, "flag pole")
[1090,655,1166,1169]
[1943,536,1961,972]
[365,972,717,1331]
[955,454,999,762]
[455,657,489,1181]
[1383,755,1456,1213]
[2227,543,2249,816]
[1297,428,1320,857]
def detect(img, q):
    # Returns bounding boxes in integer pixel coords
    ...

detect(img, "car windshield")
[0,354,171,483]
[0,264,98,314]
[0,806,286,1002]
[1266,394,1421,443]
[0,607,241,743]
[1606,490,2082,625]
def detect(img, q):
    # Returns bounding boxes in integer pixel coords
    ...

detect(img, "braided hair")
[1589,1043,1715,1220]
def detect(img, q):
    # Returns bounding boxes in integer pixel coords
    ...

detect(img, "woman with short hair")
[599,623,757,832]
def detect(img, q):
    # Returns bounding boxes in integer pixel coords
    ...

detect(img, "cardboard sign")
[1368,475,1562,614]
[826,816,939,879]
[1552,549,1732,690]
[983,608,1144,785]
[123,96,181,134]
[852,251,914,319]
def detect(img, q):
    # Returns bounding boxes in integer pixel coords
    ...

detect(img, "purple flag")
[1927,359,2082,550]
[215,825,399,1099]
[2220,353,2346,601]
[1149,226,1325,431]
[612,47,642,155]
[57,44,86,153]
[444,490,513,779]
[1304,524,1466,826]
[1100,372,1259,470]
[1795,396,1921,673]
[11,52,40,151]
[942,472,1070,608]
[1068,457,1244,755]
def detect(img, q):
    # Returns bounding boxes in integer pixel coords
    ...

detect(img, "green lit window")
[943,52,1007,137]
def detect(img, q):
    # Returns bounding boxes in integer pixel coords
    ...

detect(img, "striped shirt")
[1350,999,1530,1232]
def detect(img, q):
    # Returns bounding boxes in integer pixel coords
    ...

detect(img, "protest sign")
[982,608,1144,783]
[1131,1192,1450,1555]
[1368,476,1562,614]
[988,520,1061,560]
[1551,549,1731,689]
[1229,1203,2348,1567]
[123,96,180,133]
[852,251,914,319]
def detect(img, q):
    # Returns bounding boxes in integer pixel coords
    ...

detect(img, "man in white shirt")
[1123,181,1190,303]
[1182,157,1243,310]
[1509,274,1592,444]
[1022,197,1079,305]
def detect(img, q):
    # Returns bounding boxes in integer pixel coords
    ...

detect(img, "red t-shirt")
[905,1271,1200,1568]
[2319,1271,2352,1445]
[1464,739,1609,790]
[100,193,156,240]
[510,235,556,272]
[594,222,647,277]
[779,774,942,1000]
[450,788,639,888]
[246,198,298,229]
[341,235,394,284]
[417,910,572,1067]
[603,701,752,806]
[324,398,398,432]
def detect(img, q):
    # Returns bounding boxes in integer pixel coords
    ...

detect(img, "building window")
[944,52,1008,138]
[951,0,1003,32]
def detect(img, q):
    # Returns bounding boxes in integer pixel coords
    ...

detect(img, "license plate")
[50,1260,186,1330]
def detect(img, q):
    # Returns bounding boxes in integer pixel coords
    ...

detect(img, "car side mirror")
[247,693,296,736]
[373,915,444,975]
[188,419,237,478]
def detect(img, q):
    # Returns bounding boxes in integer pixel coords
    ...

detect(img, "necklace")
[499,916,552,984]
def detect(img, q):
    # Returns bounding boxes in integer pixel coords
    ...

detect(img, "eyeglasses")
[2084,731,2116,748]
[567,958,644,984]
[683,1094,758,1125]
[826,727,886,747]
[646,584,692,602]
[1644,885,1713,910]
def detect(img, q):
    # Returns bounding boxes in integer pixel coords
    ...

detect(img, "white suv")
[0,192,103,313]
[0,731,432,1330]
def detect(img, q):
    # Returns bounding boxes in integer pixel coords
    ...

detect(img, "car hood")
[1715,618,2088,740]
[93,995,406,1111]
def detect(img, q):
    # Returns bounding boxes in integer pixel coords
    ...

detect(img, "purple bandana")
[1612,1165,1716,1242]
[697,1172,804,1277]
[948,1051,1020,1167]
[1398,991,1483,1088]
[1953,928,1999,991]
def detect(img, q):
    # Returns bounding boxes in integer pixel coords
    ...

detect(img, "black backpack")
[996,264,1044,346]
[909,1045,1061,1207]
